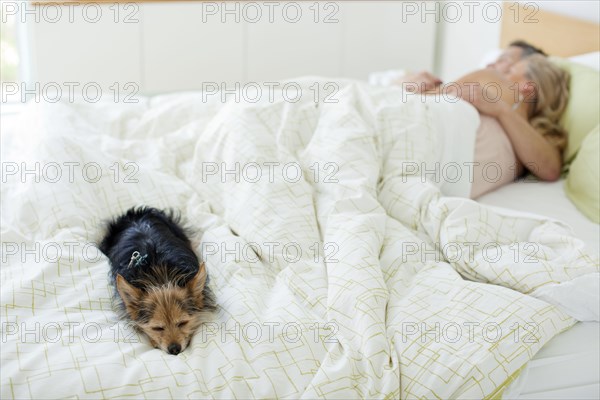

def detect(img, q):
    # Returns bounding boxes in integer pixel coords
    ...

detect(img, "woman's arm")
[464,86,562,181]
[496,106,562,181]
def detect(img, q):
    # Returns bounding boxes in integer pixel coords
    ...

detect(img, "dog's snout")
[168,343,182,355]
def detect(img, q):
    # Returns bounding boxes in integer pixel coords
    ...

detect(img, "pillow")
[479,48,502,69]
[565,124,599,223]
[550,57,600,163]
[569,51,600,71]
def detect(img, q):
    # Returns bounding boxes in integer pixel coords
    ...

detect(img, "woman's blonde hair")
[525,54,570,152]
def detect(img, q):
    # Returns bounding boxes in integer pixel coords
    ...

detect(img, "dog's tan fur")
[116,264,207,353]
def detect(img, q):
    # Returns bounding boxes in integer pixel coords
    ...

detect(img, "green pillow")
[565,124,599,223]
[550,58,600,163]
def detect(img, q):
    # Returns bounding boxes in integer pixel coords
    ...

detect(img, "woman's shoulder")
[455,68,506,86]
[471,114,523,198]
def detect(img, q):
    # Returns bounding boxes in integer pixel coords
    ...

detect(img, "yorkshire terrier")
[99,206,215,355]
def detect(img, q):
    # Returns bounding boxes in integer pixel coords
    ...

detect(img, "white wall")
[24,1,437,94]
[435,1,503,80]
[19,0,600,94]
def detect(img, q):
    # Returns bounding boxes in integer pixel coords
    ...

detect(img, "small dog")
[99,206,215,355]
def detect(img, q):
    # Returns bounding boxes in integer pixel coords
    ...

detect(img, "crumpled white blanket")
[1,78,598,399]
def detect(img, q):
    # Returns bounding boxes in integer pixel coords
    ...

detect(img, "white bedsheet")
[504,322,600,399]
[479,180,600,399]
[1,79,598,399]
[478,180,599,255]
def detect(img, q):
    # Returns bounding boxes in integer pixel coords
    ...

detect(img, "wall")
[17,0,600,93]
[434,1,503,80]
[23,1,437,94]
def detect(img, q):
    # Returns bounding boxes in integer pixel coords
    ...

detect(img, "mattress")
[479,180,600,399]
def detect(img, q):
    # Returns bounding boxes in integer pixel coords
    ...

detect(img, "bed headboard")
[500,2,600,57]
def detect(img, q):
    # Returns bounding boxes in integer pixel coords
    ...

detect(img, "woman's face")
[488,46,523,74]
[505,59,536,98]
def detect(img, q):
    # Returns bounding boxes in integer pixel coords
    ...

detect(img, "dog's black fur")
[99,207,202,288]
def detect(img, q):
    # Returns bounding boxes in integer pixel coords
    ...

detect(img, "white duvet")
[1,78,598,399]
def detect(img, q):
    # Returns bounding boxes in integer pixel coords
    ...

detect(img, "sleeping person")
[395,40,547,92]
[396,42,569,198]
[450,54,570,198]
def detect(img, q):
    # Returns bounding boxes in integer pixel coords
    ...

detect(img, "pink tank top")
[470,115,523,198]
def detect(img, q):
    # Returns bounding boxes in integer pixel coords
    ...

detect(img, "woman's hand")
[456,83,511,118]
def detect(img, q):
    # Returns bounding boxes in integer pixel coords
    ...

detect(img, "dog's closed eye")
[152,327,165,332]
[177,321,188,328]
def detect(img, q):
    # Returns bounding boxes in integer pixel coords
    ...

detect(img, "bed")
[445,7,600,396]
[1,71,598,398]
[2,5,599,400]
[483,10,600,397]
[479,181,600,399]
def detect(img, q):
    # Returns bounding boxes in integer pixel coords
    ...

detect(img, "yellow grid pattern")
[1,80,596,399]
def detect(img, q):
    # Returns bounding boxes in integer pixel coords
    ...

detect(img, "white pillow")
[478,48,502,69]
[568,51,600,71]
[478,49,600,71]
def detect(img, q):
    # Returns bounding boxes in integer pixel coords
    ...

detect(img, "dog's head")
[116,264,207,355]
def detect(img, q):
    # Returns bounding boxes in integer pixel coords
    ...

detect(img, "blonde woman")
[422,54,570,197]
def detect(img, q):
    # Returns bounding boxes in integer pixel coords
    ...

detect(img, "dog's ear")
[116,274,142,317]
[186,263,207,297]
